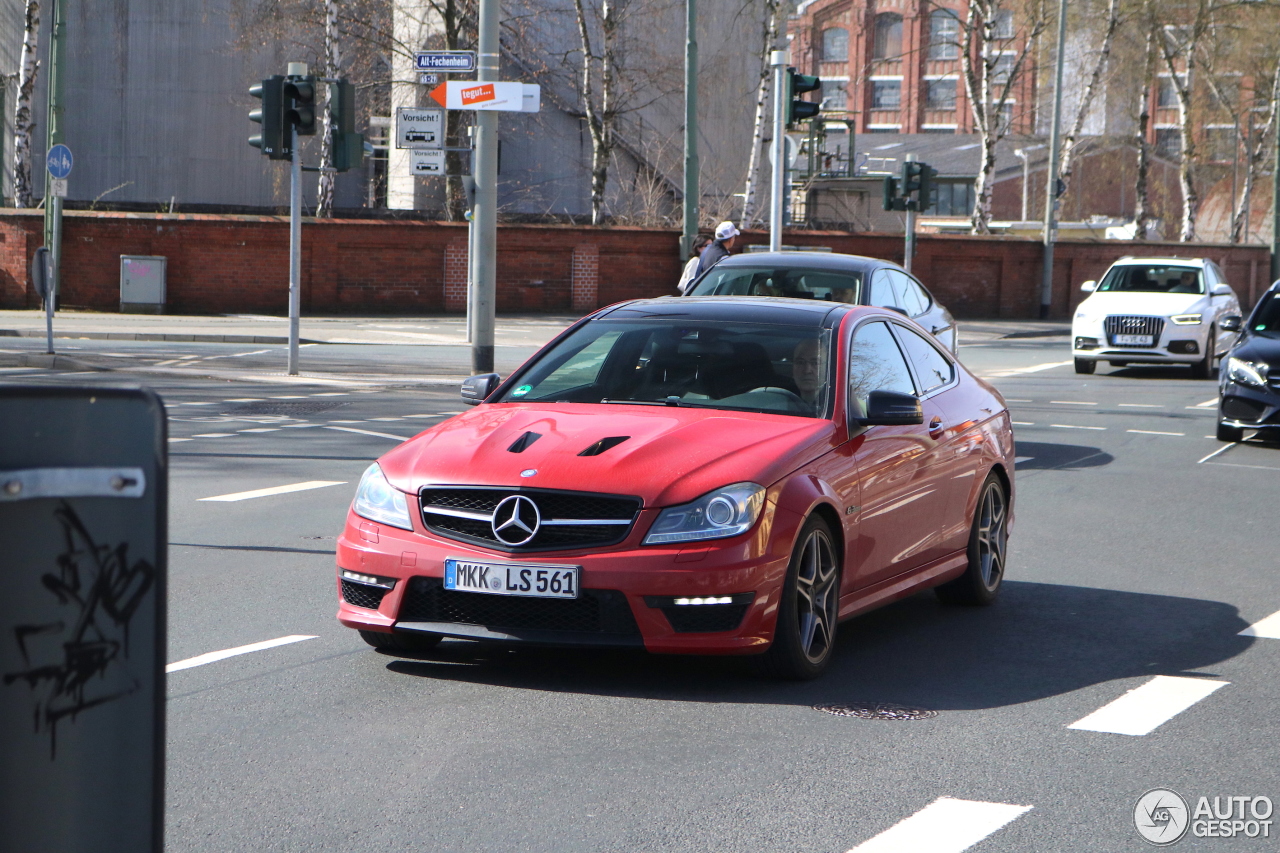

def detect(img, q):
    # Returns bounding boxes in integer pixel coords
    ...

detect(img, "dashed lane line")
[1011,421,1035,426]
[1118,403,1163,408]
[239,428,281,433]
[1067,675,1228,736]
[983,360,1073,378]
[324,425,411,441]
[845,797,1033,853]
[192,433,237,438]
[1197,444,1237,464]
[1192,397,1218,408]
[166,635,318,673]
[199,481,347,502]
[1127,429,1185,436]
[1240,610,1280,639]
[1049,400,1097,405]
[1049,424,1106,431]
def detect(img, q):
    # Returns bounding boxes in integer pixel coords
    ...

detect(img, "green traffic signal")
[284,75,317,136]
[329,79,364,173]
[249,75,290,160]
[787,68,822,125]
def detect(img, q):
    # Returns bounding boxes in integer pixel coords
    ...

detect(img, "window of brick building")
[871,79,902,109]
[874,13,903,59]
[992,9,1014,39]
[1155,127,1182,158]
[822,27,849,62]
[1157,76,1184,108]
[926,79,957,110]
[822,80,848,112]
[929,10,961,60]
[1206,126,1238,162]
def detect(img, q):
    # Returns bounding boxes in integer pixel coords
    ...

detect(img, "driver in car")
[792,337,825,407]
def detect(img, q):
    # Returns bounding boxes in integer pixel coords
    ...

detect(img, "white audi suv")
[1071,258,1241,377]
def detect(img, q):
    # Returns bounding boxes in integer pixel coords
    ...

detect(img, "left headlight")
[1226,356,1269,389]
[353,463,413,530]
[643,483,766,545]
[1170,313,1203,325]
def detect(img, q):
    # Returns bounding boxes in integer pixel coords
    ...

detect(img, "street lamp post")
[1039,0,1069,319]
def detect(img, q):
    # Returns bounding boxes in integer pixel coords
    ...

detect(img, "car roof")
[1109,257,1208,268]
[711,251,895,274]
[598,296,855,328]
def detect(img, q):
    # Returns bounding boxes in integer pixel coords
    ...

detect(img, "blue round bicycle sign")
[46,144,73,179]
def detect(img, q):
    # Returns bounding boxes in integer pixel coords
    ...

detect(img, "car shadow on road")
[1104,365,1217,381]
[1013,441,1113,470]
[381,580,1253,711]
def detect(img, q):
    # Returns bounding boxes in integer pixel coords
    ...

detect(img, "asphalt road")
[3,326,1279,852]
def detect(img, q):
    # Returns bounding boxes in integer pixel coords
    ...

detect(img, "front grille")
[1222,395,1267,423]
[398,577,641,637]
[341,579,388,610]
[661,604,750,633]
[420,487,641,552]
[1104,315,1165,347]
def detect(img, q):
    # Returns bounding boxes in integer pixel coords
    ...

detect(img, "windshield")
[1250,293,1280,337]
[497,319,833,418]
[1097,264,1204,295]
[687,265,862,303]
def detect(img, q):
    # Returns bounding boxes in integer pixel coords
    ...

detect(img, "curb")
[0,329,321,345]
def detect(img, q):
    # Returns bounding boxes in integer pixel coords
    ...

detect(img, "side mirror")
[1080,280,1097,293]
[1211,282,1233,297]
[858,390,923,426]
[460,373,501,405]
[1220,315,1242,333]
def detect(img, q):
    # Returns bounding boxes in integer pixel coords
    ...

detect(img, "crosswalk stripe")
[845,797,1032,853]
[1068,675,1228,736]
[167,635,317,673]
[1240,610,1280,639]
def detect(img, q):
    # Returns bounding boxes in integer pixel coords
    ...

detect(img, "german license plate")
[1115,334,1153,346]
[444,559,580,599]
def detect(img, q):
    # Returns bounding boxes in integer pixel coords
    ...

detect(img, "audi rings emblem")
[491,494,541,546]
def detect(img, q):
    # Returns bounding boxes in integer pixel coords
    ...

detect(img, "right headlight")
[352,463,413,530]
[1226,357,1269,389]
[643,483,766,545]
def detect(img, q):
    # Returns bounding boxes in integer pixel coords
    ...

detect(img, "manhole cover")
[813,702,938,721]
[223,401,349,416]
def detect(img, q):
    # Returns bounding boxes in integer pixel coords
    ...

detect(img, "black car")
[684,251,957,352]
[1217,281,1280,441]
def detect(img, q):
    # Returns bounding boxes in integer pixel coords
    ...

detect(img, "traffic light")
[883,176,907,211]
[284,74,317,136]
[787,67,822,125]
[898,160,938,211]
[328,79,364,172]
[249,75,290,160]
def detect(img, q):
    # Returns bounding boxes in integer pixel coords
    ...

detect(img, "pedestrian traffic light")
[284,74,317,136]
[328,79,364,172]
[249,75,290,160]
[787,68,822,125]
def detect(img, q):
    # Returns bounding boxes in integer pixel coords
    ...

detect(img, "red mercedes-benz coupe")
[336,297,1014,678]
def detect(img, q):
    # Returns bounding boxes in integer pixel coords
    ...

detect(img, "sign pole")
[904,153,916,275]
[472,0,499,374]
[288,90,303,375]
[42,0,65,353]
[1039,0,1068,319]
[681,0,698,260]
[769,50,787,253]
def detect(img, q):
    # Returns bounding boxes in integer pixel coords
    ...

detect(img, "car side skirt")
[837,548,967,621]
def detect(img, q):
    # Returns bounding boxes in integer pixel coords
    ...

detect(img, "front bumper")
[1072,316,1208,365]
[335,505,794,655]
[1219,380,1280,430]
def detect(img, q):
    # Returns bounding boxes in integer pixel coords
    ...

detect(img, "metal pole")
[472,0,499,374]
[288,120,301,375]
[1039,0,1069,319]
[1272,125,1280,281]
[466,213,475,344]
[904,153,916,274]
[681,0,699,259]
[43,0,64,354]
[769,50,787,253]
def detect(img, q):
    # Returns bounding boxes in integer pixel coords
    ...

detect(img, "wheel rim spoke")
[796,529,838,662]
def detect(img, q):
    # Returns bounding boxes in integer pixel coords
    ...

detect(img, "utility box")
[120,256,166,314]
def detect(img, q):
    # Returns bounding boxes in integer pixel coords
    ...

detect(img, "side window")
[868,270,899,310]
[894,325,955,393]
[849,321,918,418]
[890,271,928,317]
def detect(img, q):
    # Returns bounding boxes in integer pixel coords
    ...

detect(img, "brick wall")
[0,210,1270,318]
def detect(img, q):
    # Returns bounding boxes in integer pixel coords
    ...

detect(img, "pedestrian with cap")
[696,221,741,277]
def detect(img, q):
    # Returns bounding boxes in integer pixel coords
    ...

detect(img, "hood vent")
[506,431,543,453]
[578,436,630,457]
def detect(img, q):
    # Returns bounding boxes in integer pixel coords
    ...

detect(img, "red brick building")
[788,0,1037,136]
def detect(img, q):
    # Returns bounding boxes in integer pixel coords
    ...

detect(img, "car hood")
[378,403,839,507]
[1077,292,1208,317]
[1229,333,1280,365]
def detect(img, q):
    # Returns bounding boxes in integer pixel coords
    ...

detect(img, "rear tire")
[359,629,442,653]
[1074,358,1096,375]
[1191,328,1215,379]
[755,515,840,680]
[1217,422,1244,442]
[936,473,1008,607]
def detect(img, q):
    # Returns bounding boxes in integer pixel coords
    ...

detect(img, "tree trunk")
[1059,0,1119,193]
[741,0,782,229]
[1134,28,1154,241]
[13,0,41,209]
[1230,60,1280,243]
[572,0,618,225]
[317,0,341,218]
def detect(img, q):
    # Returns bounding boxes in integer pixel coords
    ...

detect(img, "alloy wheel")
[795,527,839,663]
[975,482,1008,590]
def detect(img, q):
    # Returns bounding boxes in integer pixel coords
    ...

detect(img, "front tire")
[756,515,840,680]
[1191,328,1216,379]
[1217,422,1244,442]
[1074,358,1096,375]
[359,629,442,653]
[936,473,1009,606]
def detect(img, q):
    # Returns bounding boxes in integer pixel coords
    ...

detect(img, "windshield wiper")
[599,398,669,406]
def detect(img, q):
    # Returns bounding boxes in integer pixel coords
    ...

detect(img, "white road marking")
[1068,675,1228,736]
[404,414,445,418]
[985,360,1073,378]
[1193,397,1218,408]
[226,397,265,402]
[1118,403,1163,408]
[1240,610,1280,639]
[281,423,322,428]
[1003,398,1033,403]
[1014,456,1034,464]
[1050,400,1097,405]
[1197,444,1237,464]
[328,420,364,424]
[845,797,1033,853]
[311,392,348,397]
[368,417,404,421]
[184,401,215,406]
[0,367,40,372]
[192,433,237,438]
[239,428,281,433]
[1127,429,1185,436]
[325,425,410,441]
[271,395,307,399]
[168,437,193,443]
[1011,421,1035,426]
[199,481,346,502]
[1050,424,1106,430]
[166,635,318,673]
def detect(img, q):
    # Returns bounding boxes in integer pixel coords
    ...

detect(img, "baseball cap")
[715,221,741,240]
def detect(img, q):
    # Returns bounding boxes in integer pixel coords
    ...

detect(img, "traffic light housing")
[883,176,907,211]
[787,68,822,125]
[249,75,290,160]
[329,79,364,172]
[284,74,317,136]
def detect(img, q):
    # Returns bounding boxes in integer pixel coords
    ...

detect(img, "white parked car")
[1071,258,1242,377]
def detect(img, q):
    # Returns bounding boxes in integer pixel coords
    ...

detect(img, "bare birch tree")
[1058,0,1124,194]
[12,0,41,209]
[1133,24,1156,240]
[571,0,620,224]
[740,0,784,229]
[317,0,341,217]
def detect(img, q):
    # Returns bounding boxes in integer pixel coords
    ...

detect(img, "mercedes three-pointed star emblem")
[491,494,541,546]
